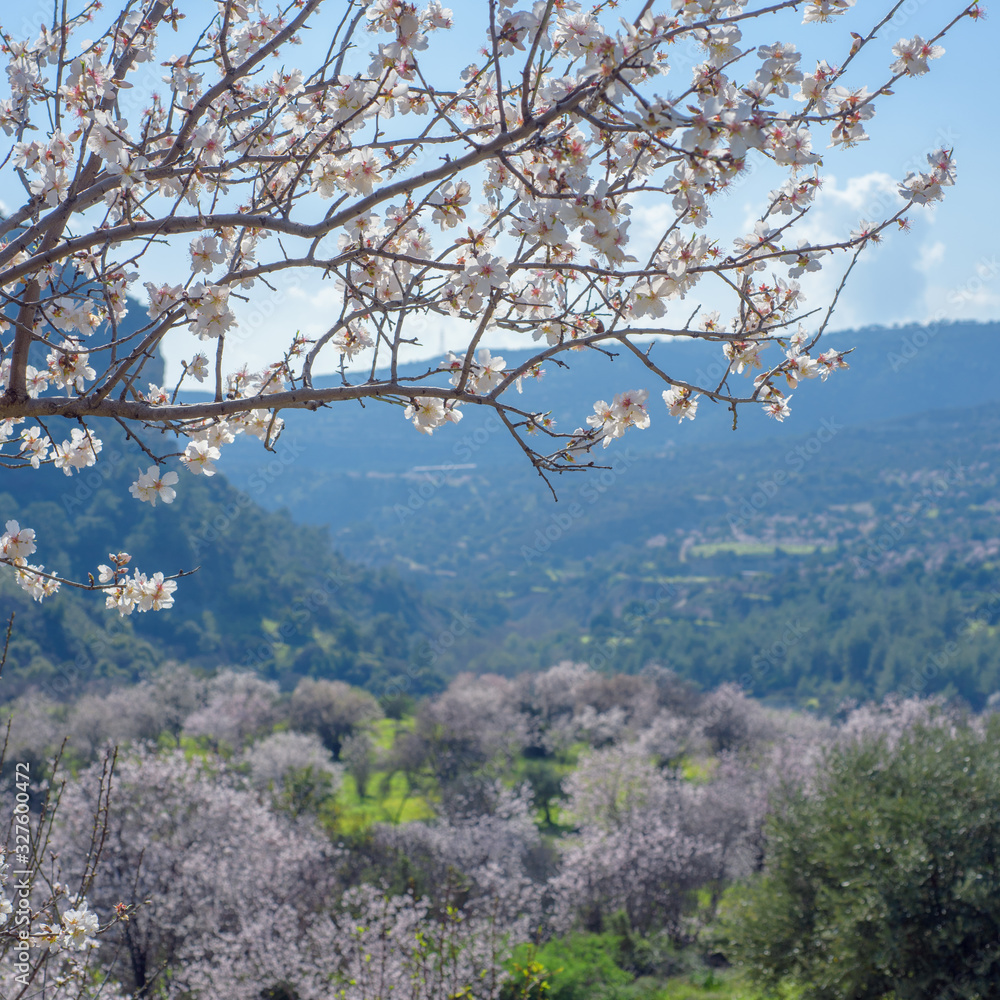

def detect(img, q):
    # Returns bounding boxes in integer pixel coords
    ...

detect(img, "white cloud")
[598,170,940,342]
[818,172,899,214]
[919,251,1000,323]
[160,168,962,383]
[915,240,946,275]
[778,171,901,250]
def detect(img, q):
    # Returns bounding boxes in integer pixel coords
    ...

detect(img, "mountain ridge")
[214,318,1000,532]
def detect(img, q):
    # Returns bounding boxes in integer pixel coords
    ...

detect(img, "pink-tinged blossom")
[756,42,804,99]
[52,428,103,475]
[186,283,236,340]
[1,519,36,560]
[342,147,384,196]
[129,465,179,506]
[190,122,225,164]
[182,439,221,475]
[145,281,184,319]
[144,383,170,405]
[405,396,463,434]
[817,349,850,379]
[614,389,650,431]
[763,394,792,421]
[189,417,237,450]
[102,567,158,616]
[47,339,96,391]
[332,322,374,360]
[18,425,50,467]
[891,35,944,77]
[60,901,100,951]
[428,180,472,229]
[724,340,763,376]
[138,572,177,611]
[802,0,855,22]
[446,348,508,394]
[49,295,100,335]
[798,60,838,109]
[186,352,210,382]
[11,561,60,601]
[783,349,823,386]
[586,390,650,446]
[190,235,227,273]
[899,148,956,205]
[465,254,510,296]
[850,219,879,245]
[662,386,698,422]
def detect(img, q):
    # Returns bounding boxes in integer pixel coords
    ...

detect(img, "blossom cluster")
[0,519,60,601]
[585,390,651,448]
[97,552,177,615]
[3,658,976,998]
[35,900,101,952]
[0,0,975,606]
[0,520,176,613]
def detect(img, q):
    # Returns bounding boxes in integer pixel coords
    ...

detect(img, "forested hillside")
[0,423,449,700]
[361,399,1000,708]
[215,320,1000,529]
[3,397,998,710]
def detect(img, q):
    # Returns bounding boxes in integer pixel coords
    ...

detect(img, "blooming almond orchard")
[0,0,979,610]
[4,663,997,999]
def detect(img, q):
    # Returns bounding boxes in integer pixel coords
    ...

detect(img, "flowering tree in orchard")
[0,0,979,610]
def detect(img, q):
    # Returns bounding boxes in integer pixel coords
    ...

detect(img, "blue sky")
[367,1,998,342]
[717,1,998,337]
[1,2,994,379]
